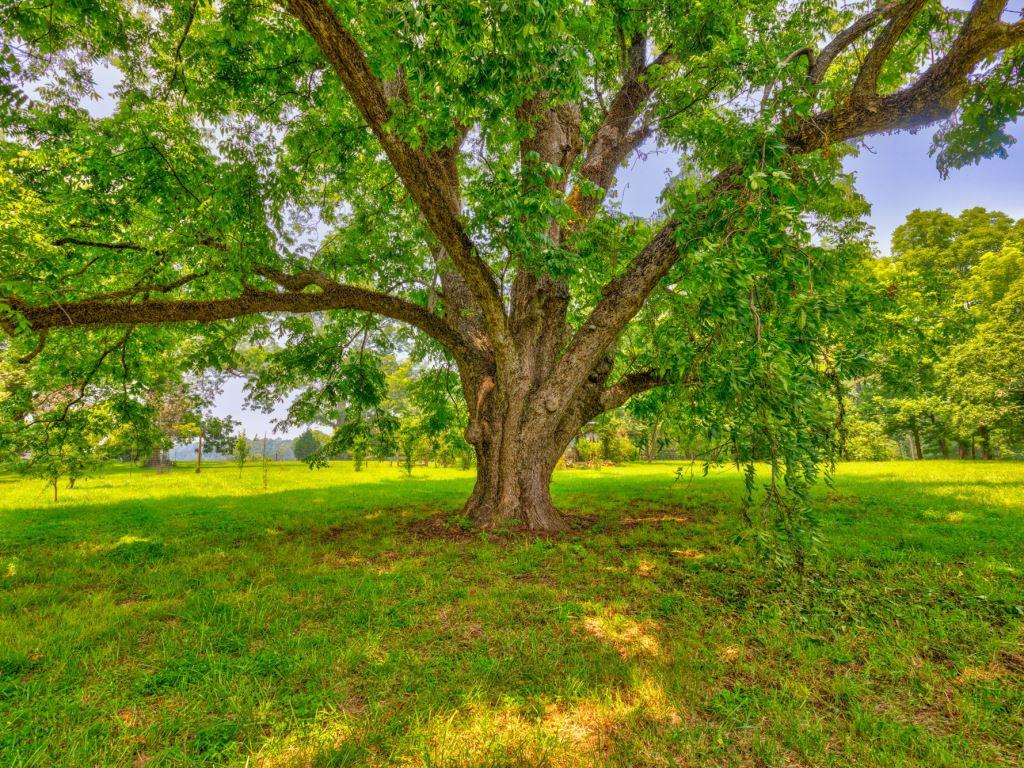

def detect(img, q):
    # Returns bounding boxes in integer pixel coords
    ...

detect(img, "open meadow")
[0,460,1022,767]
[6,0,1024,764]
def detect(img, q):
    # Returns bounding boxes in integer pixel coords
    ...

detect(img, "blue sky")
[843,128,1024,248]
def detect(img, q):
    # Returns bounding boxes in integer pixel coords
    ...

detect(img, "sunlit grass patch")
[0,460,1022,766]
[582,609,663,660]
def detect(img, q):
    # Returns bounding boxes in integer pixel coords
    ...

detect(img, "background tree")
[292,429,323,463]
[191,414,241,472]
[937,225,1024,455]
[3,0,1023,530]
[856,208,1024,458]
[233,432,252,477]
[590,411,638,464]
[841,412,902,461]
[396,418,429,478]
[13,409,103,500]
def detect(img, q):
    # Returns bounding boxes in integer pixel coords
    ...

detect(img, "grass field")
[1,460,1022,767]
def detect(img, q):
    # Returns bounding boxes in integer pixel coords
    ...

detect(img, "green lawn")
[1,460,1022,767]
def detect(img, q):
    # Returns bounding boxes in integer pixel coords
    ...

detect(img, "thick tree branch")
[52,237,146,251]
[788,0,1019,151]
[600,369,671,410]
[567,36,673,222]
[808,2,901,84]
[509,96,582,353]
[284,0,510,357]
[849,0,929,103]
[79,272,209,303]
[532,221,697,417]
[4,279,475,364]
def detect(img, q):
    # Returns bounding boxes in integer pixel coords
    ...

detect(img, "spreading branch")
[789,0,1021,150]
[567,35,674,222]
[284,0,510,358]
[600,369,671,410]
[849,0,929,104]
[531,220,699,419]
[52,237,146,251]
[4,276,476,365]
[808,1,902,84]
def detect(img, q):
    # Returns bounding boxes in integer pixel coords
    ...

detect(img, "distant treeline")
[169,437,297,463]
[845,208,1024,461]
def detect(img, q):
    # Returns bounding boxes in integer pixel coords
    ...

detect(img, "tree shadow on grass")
[2,465,1023,765]
[3,501,719,765]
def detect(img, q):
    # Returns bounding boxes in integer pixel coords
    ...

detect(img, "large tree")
[2,0,1022,529]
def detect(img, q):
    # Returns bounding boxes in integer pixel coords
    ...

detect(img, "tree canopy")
[857,207,1024,458]
[2,0,1023,531]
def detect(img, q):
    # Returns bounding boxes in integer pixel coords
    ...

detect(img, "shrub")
[844,415,901,461]
[292,429,322,462]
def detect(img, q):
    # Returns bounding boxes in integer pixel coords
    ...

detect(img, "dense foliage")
[855,208,1024,459]
[1,0,1022,533]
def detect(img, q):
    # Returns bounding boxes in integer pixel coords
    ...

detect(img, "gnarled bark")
[461,379,589,531]
[463,434,566,531]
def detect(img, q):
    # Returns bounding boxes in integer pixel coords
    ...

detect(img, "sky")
[66,46,1024,439]
[616,126,1024,250]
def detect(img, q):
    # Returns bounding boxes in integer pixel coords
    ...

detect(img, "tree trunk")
[461,382,572,531]
[456,331,596,532]
[911,426,923,461]
[644,421,660,462]
[195,431,204,474]
[978,427,992,460]
[462,443,566,531]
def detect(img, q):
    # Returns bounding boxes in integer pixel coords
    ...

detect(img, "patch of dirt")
[956,664,1004,684]
[635,558,658,576]
[432,606,488,645]
[404,515,479,542]
[624,513,691,526]
[117,708,140,728]
[341,692,368,716]
[996,649,1024,676]
[672,548,705,560]
[956,650,1024,684]
[562,512,601,530]
[306,504,714,545]
[403,510,598,541]
[717,644,746,663]
[319,523,362,543]
[619,502,720,527]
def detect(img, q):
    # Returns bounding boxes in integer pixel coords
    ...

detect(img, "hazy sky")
[69,55,1024,437]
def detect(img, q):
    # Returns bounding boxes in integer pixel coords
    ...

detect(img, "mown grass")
[0,460,1022,767]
